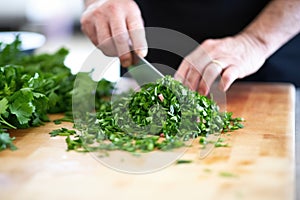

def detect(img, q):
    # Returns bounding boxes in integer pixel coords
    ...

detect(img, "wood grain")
[0,82,295,200]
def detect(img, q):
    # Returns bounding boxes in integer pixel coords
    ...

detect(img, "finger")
[188,45,213,75]
[85,26,98,47]
[174,59,190,83]
[185,65,202,91]
[110,16,132,67]
[220,65,240,91]
[126,14,148,57]
[81,18,98,46]
[198,60,224,95]
[95,22,117,56]
[175,45,211,83]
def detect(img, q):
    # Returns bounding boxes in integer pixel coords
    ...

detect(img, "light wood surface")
[0,82,295,200]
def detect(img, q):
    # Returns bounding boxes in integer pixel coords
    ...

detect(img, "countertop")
[0,82,296,200]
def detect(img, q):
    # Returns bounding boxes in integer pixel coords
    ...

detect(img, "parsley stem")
[0,116,16,129]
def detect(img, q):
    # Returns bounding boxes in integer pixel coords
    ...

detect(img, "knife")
[128,51,164,86]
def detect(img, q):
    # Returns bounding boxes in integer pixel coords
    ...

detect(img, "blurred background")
[0,0,83,39]
[0,0,120,81]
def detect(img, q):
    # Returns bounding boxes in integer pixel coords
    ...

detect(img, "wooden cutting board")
[0,82,295,200]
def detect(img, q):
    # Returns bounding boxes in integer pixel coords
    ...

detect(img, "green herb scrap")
[214,138,229,147]
[49,128,76,137]
[199,137,230,148]
[219,171,239,178]
[0,131,17,151]
[176,159,193,164]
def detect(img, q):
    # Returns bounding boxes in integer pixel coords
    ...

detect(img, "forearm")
[241,0,300,58]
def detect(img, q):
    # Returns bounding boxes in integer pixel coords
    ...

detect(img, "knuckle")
[201,39,220,52]
[202,39,216,46]
[127,1,140,12]
[202,40,226,58]
[80,15,89,26]
[90,4,110,19]
[106,3,120,15]
[92,9,104,18]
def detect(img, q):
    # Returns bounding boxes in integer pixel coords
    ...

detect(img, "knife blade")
[128,51,164,86]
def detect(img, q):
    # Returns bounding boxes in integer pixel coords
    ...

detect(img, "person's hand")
[175,33,268,95]
[81,0,147,67]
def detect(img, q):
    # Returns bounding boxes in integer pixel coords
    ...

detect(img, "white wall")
[0,0,84,34]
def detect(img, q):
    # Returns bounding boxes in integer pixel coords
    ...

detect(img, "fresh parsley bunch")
[0,37,75,150]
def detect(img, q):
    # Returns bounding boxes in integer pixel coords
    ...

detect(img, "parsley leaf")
[9,88,35,125]
[0,132,17,151]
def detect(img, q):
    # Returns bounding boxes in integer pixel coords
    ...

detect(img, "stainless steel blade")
[128,52,164,86]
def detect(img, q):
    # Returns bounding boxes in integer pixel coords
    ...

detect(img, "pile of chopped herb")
[64,75,244,153]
